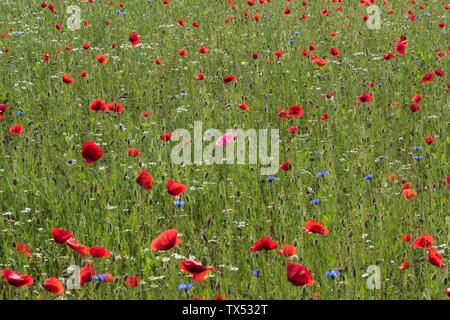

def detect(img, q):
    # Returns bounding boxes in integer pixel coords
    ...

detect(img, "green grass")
[0,0,448,300]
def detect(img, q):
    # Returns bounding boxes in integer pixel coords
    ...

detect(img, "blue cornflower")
[93,274,108,281]
[173,200,185,207]
[178,283,193,290]
[54,15,59,18]
[294,31,300,35]
[413,156,423,161]
[248,83,253,89]
[17,111,24,115]
[34,20,39,24]
[377,83,382,86]
[317,171,329,177]
[412,146,422,150]
[325,269,340,279]
[253,269,260,277]
[289,40,294,44]
[148,0,152,2]
[116,10,121,13]
[424,13,431,17]
[418,17,422,20]
[266,177,276,182]
[15,32,20,36]
[180,92,186,97]
[364,174,374,180]
[122,12,127,15]
[315,151,324,155]
[311,199,320,204]
[186,27,191,30]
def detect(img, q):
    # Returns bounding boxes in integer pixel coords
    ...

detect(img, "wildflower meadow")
[0,0,448,301]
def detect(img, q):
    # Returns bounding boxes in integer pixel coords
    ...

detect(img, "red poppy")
[137,170,153,190]
[62,74,74,84]
[213,294,227,300]
[330,47,340,56]
[55,23,62,31]
[425,136,435,145]
[196,73,204,81]
[96,54,107,65]
[238,102,249,110]
[252,52,259,59]
[198,47,208,54]
[88,247,111,258]
[302,219,329,235]
[192,21,199,28]
[410,103,419,112]
[129,32,140,45]
[446,288,450,299]
[79,70,87,77]
[83,43,90,50]
[411,94,422,103]
[179,259,215,282]
[16,242,32,258]
[383,52,394,60]
[286,263,315,286]
[273,51,283,58]
[9,125,23,135]
[421,73,434,84]
[279,244,296,256]
[150,229,181,251]
[128,148,140,157]
[51,228,73,244]
[82,141,102,164]
[222,75,236,83]
[125,276,140,287]
[428,248,445,267]
[80,263,95,287]
[411,234,434,249]
[160,132,172,141]
[66,238,88,257]
[395,41,406,55]
[280,162,291,171]
[178,19,185,27]
[283,7,290,15]
[402,182,412,190]
[178,49,187,56]
[403,189,417,199]
[167,179,187,197]
[434,69,444,77]
[107,103,123,113]
[0,104,7,119]
[250,236,278,251]
[356,92,372,103]
[143,112,150,117]
[65,45,72,50]
[277,108,289,119]
[155,58,162,64]
[401,234,412,242]
[399,260,410,270]
[288,126,299,134]
[321,113,329,121]
[1,269,33,287]
[89,99,107,111]
[44,278,64,295]
[325,92,335,100]
[321,8,330,16]
[287,105,303,117]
